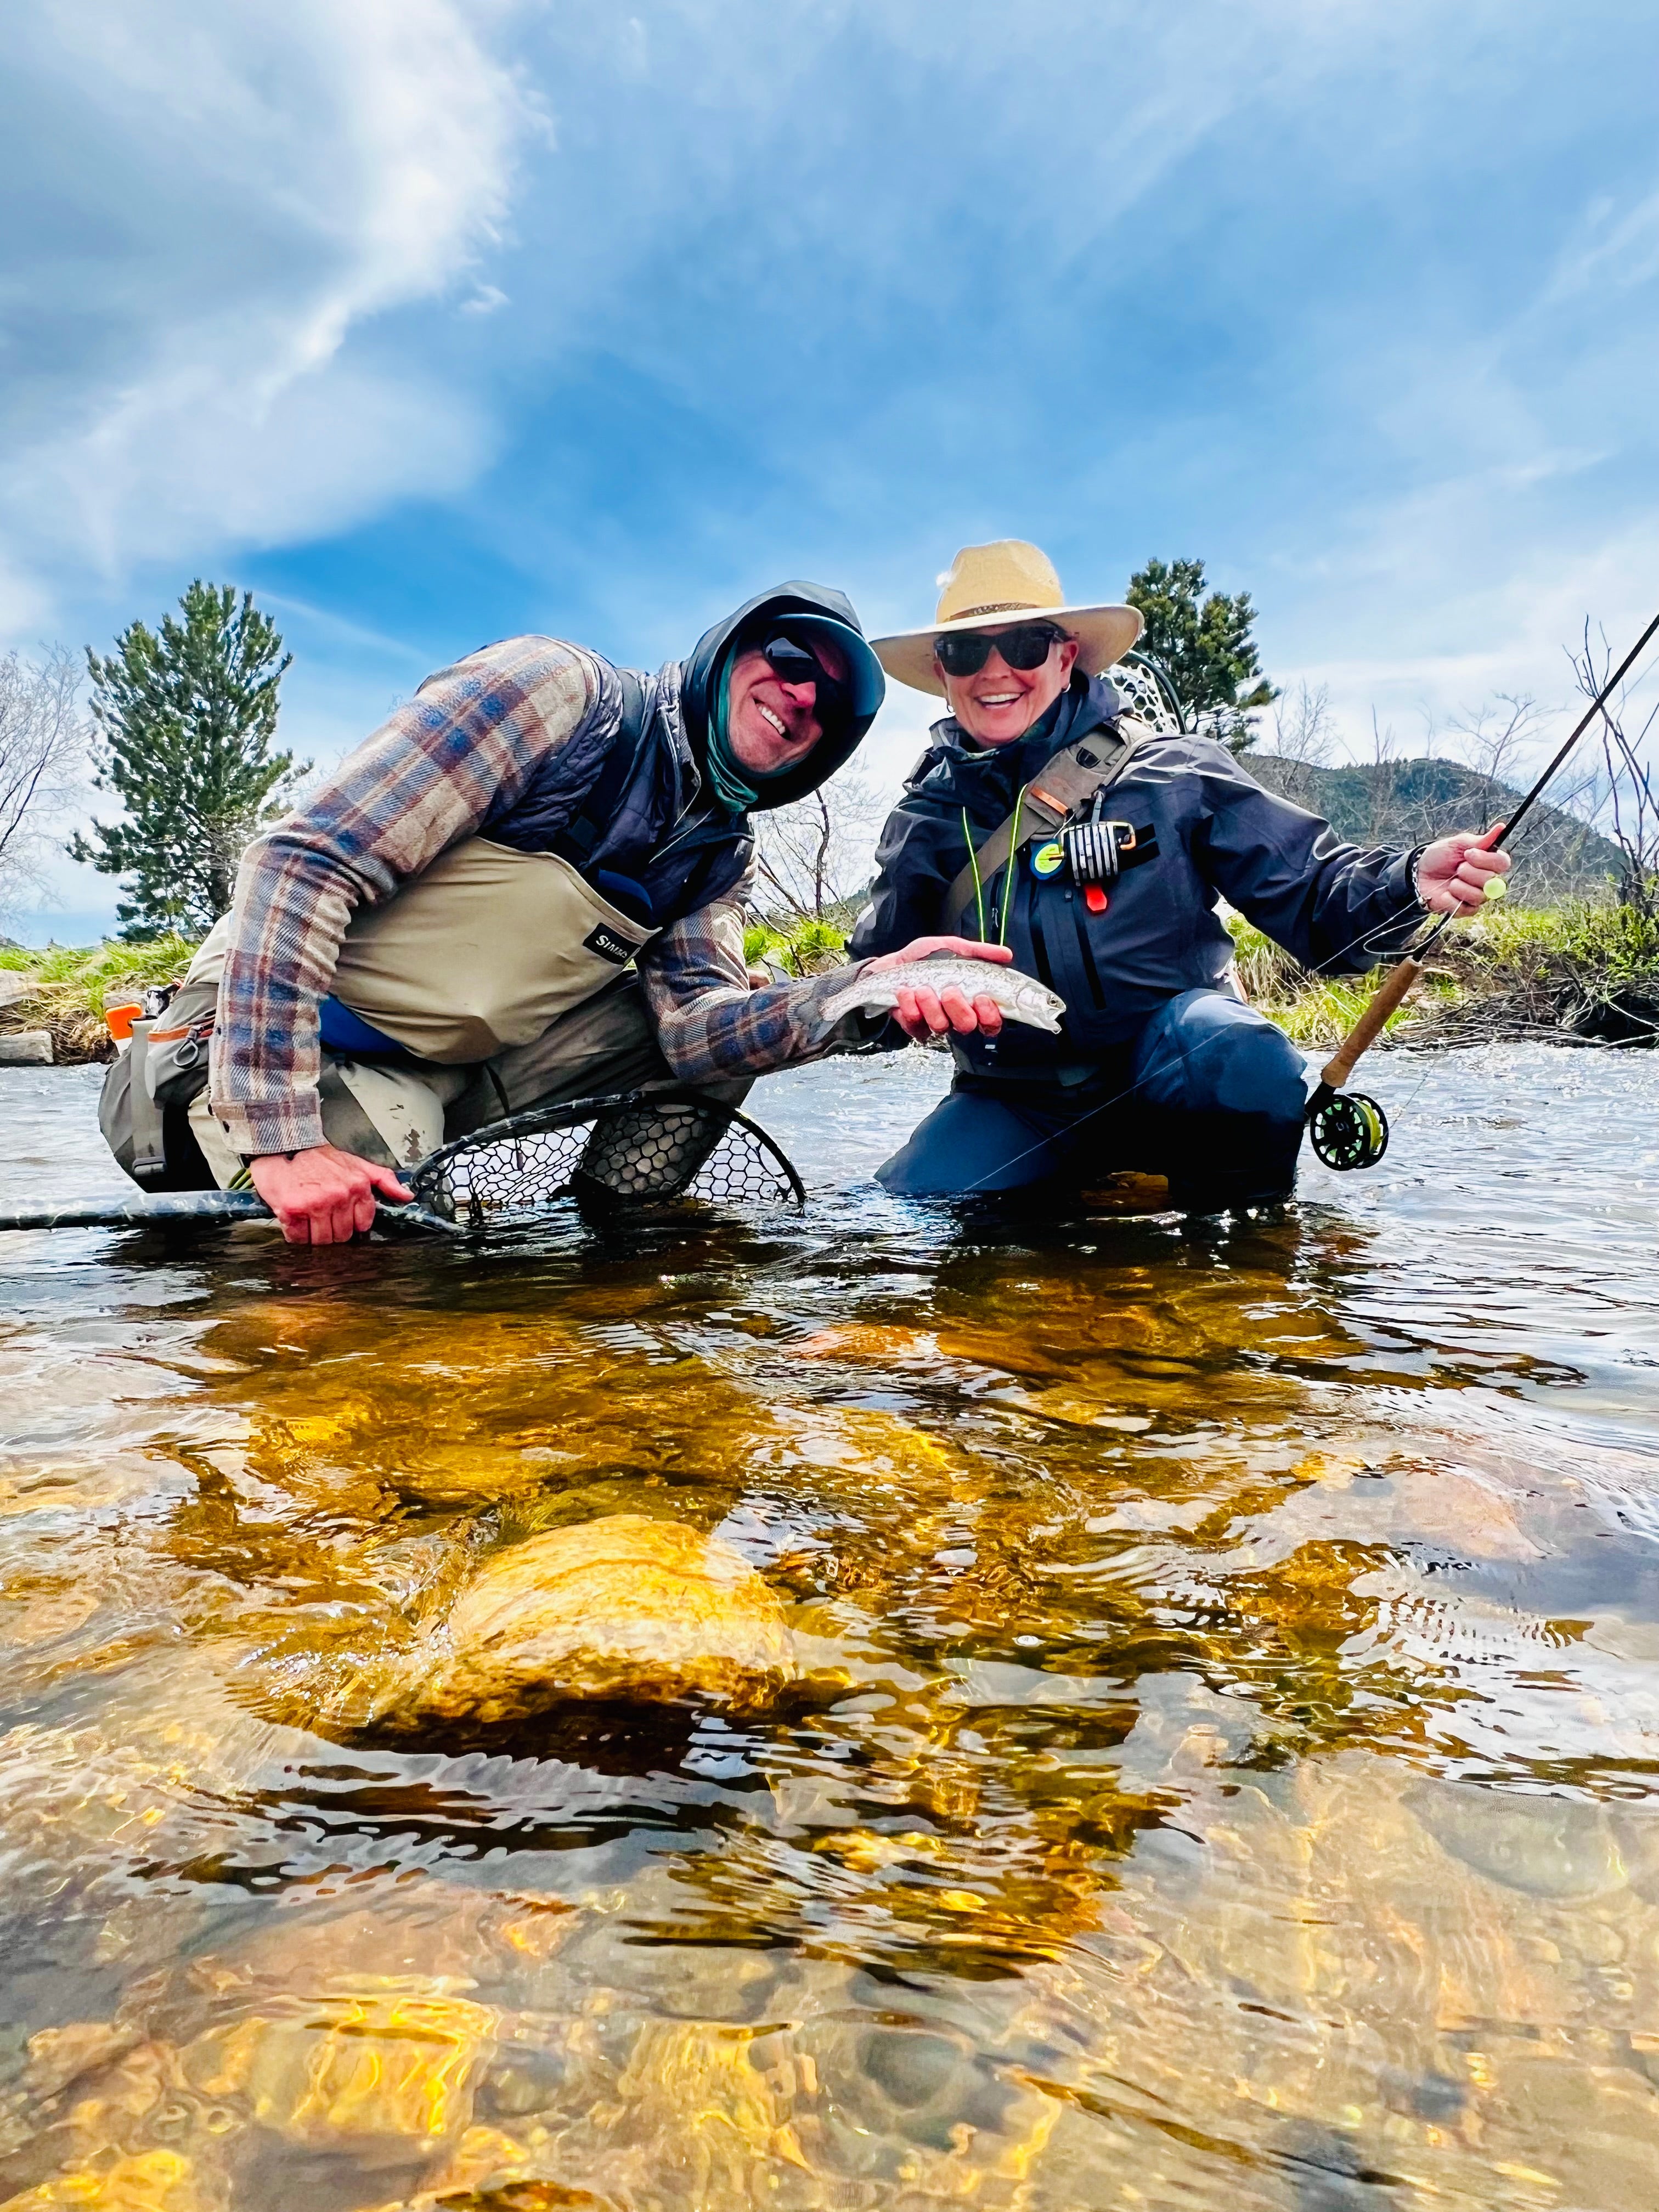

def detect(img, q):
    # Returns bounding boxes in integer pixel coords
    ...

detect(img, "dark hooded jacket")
[848,672,1426,1082]
[478,582,877,929]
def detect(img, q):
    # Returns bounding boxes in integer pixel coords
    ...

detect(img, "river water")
[0,1044,1656,2210]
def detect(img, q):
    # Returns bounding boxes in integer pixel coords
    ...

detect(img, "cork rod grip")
[1320,956,1424,1090]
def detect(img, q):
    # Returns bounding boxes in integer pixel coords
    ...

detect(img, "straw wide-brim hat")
[871,539,1143,698]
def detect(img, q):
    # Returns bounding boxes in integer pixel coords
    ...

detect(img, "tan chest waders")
[178,838,663,1188]
[328,837,659,1062]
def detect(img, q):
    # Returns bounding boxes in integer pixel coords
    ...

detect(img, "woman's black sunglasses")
[934,622,1068,678]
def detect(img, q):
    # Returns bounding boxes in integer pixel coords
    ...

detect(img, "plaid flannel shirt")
[210,635,867,1158]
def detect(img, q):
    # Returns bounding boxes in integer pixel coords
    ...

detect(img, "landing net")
[408,1087,806,1230]
[1104,654,1185,736]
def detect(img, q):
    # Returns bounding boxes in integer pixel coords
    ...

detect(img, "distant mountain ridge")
[1239,752,1622,902]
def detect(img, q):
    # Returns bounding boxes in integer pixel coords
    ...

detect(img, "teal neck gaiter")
[702,657,761,814]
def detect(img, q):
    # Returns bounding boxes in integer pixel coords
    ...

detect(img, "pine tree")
[72,582,304,940]
[1127,557,1277,752]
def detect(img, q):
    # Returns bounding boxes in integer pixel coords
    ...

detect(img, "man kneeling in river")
[847,540,1511,1211]
[103,582,1008,1243]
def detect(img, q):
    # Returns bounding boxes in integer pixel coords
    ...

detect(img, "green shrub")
[744,916,847,977]
[743,922,787,966]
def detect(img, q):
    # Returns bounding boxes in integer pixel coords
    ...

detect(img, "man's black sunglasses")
[760,633,853,724]
[934,622,1068,678]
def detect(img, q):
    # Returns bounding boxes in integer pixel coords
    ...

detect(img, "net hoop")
[408,1085,806,1230]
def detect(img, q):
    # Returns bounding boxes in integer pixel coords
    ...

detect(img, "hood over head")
[679,581,885,812]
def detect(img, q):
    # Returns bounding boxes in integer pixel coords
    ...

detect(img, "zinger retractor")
[1059,789,1137,888]
[1307,1087,1390,1172]
[1061,812,1131,885]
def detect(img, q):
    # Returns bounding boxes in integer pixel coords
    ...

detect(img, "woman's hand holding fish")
[861,937,1014,1041]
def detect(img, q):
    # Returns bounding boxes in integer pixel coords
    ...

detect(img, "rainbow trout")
[822,954,1066,1033]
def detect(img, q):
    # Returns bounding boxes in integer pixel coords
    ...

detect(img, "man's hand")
[861,936,1015,1042]
[1416,826,1513,915]
[247,1144,413,1246]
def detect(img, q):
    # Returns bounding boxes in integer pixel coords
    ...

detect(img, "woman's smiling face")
[938,631,1079,747]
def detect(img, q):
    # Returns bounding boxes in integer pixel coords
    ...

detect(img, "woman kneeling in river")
[848,539,1510,1211]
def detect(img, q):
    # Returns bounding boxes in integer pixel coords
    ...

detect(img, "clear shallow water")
[0,1045,1656,2209]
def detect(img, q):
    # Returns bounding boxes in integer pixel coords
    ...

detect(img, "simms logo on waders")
[584,924,634,964]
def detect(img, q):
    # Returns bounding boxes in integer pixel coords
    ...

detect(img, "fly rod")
[1307,602,1659,1170]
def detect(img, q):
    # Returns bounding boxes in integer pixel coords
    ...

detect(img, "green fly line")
[999,791,1025,947]
[961,808,988,941]
[960,790,1026,949]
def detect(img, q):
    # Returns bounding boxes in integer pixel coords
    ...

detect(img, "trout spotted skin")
[822,955,1066,1034]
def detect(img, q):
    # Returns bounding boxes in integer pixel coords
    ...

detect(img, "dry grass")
[0,939,197,1062]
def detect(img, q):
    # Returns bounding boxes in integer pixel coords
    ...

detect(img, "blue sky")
[3,0,1657,939]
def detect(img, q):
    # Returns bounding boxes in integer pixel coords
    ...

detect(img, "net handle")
[1,1087,804,1237]
[0,1194,464,1235]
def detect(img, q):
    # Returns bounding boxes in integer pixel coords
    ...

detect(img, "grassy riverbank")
[4,900,1656,1064]
[0,939,196,1061]
[1233,897,1659,1047]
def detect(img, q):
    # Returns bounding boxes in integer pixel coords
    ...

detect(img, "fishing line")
[1383,1058,1437,1133]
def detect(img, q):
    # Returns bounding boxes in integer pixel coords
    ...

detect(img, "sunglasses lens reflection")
[764,638,820,684]
[759,633,854,734]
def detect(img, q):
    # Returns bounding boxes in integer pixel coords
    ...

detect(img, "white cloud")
[1274,486,1659,776]
[1541,185,1659,309]
[0,0,534,624]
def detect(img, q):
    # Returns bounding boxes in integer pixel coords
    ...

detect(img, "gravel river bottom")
[0,1042,1656,2210]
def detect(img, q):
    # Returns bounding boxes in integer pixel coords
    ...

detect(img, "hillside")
[1239,752,1623,902]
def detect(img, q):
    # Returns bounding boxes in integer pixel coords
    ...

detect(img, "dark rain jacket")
[847,673,1426,1082]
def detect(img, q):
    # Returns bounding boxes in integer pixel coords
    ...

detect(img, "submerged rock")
[1409,1781,1626,1901]
[382,1514,797,1729]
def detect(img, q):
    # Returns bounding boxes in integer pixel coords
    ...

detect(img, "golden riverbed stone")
[393,1515,796,1727]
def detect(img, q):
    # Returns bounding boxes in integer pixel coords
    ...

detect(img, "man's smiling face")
[725,636,850,777]
[940,631,1080,747]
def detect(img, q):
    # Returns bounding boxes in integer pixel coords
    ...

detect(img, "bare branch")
[1253,680,1337,808]
[752,764,889,925]
[0,648,88,915]
[1570,618,1659,917]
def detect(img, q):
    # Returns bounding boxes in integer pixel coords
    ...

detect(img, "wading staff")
[1306,602,1659,1169]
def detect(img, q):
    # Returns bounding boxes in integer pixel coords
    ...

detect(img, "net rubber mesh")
[1103,657,1184,735]
[408,1089,804,1231]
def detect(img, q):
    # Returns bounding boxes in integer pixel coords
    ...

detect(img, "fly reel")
[1307,1087,1389,1172]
